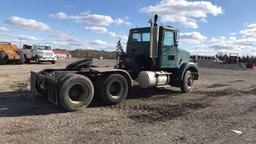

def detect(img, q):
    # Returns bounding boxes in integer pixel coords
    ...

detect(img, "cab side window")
[163,31,174,46]
[142,33,150,42]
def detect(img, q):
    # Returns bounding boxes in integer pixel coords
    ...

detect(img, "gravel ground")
[0,59,255,144]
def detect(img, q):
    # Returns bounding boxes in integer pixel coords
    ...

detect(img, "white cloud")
[50,12,131,26]
[190,45,216,56]
[90,40,115,50]
[190,23,256,56]
[3,16,123,51]
[6,16,51,31]
[93,40,109,45]
[240,23,256,38]
[19,34,39,41]
[180,32,207,44]
[48,30,90,49]
[0,32,42,47]
[0,27,10,32]
[84,26,128,43]
[210,25,256,50]
[229,32,236,36]
[140,0,223,29]
[48,29,115,50]
[84,26,108,33]
[3,16,109,49]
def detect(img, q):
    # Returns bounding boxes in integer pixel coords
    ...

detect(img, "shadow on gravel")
[0,85,183,117]
[128,85,182,99]
[89,85,182,107]
[0,91,64,117]
[206,83,230,88]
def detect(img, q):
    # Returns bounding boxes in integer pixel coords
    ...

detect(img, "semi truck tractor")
[31,15,199,111]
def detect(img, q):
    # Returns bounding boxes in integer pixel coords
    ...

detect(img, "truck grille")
[45,52,53,56]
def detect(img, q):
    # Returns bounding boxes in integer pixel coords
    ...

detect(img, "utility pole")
[19,37,22,49]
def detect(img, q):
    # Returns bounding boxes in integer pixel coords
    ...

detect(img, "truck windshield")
[35,46,51,50]
[131,32,150,42]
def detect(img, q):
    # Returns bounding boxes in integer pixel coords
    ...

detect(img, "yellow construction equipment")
[0,42,24,65]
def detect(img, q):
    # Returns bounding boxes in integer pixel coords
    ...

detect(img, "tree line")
[69,49,117,59]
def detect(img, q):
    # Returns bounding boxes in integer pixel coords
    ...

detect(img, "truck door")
[159,28,176,68]
[23,45,32,59]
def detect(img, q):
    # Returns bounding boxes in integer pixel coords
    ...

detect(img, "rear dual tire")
[32,73,94,111]
[59,74,94,111]
[96,74,129,105]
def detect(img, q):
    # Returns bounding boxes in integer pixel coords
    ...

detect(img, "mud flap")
[47,78,58,105]
[31,71,59,105]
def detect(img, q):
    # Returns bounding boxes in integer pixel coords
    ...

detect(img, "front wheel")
[35,56,40,64]
[180,70,194,93]
[59,74,94,111]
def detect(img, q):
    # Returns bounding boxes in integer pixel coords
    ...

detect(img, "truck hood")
[37,50,54,53]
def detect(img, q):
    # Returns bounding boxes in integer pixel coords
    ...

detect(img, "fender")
[178,62,199,80]
[90,67,134,98]
[90,67,133,88]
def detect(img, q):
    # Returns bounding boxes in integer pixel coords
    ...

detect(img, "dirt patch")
[207,83,230,88]
[195,88,256,98]
[248,88,256,94]
[5,127,39,136]
[127,103,209,123]
[10,81,30,91]
[194,88,234,97]
[228,80,245,83]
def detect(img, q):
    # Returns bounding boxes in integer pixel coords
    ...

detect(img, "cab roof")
[129,26,177,32]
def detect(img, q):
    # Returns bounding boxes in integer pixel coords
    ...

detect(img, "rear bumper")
[31,71,59,105]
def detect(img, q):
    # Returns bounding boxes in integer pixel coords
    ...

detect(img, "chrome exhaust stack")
[149,15,159,59]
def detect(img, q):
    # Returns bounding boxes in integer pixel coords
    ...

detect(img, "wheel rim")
[187,74,194,89]
[109,81,122,99]
[69,84,87,103]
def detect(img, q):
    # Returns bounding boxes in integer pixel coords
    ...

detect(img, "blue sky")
[0,0,256,56]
